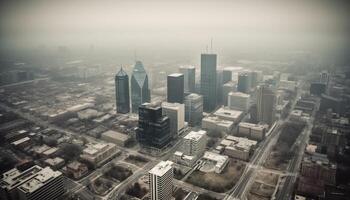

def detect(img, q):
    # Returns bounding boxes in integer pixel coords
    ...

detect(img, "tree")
[61,143,82,161]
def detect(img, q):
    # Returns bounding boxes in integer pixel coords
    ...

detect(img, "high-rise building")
[223,81,236,106]
[200,54,217,112]
[320,71,329,85]
[0,165,64,200]
[167,73,184,103]
[216,69,224,105]
[179,66,195,93]
[237,73,250,93]
[222,69,233,84]
[250,71,259,89]
[131,61,151,113]
[256,85,276,125]
[182,130,207,156]
[149,160,173,200]
[162,102,185,136]
[184,93,203,126]
[115,67,130,114]
[136,103,172,149]
[228,92,250,111]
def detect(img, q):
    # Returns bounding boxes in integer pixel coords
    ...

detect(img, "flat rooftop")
[184,130,206,141]
[149,160,173,177]
[168,73,183,77]
[214,107,243,120]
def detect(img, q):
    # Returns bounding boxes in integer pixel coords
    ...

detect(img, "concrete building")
[223,81,236,106]
[202,116,234,133]
[222,68,233,84]
[184,93,203,126]
[66,161,88,179]
[101,130,129,146]
[202,151,229,173]
[149,160,173,200]
[182,130,207,156]
[228,92,250,111]
[80,143,118,167]
[221,136,257,161]
[256,85,276,125]
[179,66,196,93]
[162,102,185,136]
[237,73,250,93]
[0,165,64,200]
[44,157,65,170]
[279,80,297,91]
[213,107,243,123]
[200,54,217,112]
[167,73,184,103]
[237,122,267,141]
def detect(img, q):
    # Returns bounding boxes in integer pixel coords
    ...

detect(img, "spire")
[116,66,127,76]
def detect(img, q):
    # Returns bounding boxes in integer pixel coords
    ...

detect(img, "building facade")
[184,93,203,126]
[167,73,184,103]
[237,73,250,93]
[228,92,250,111]
[256,85,276,125]
[115,67,130,113]
[162,102,185,136]
[200,54,217,112]
[131,61,151,113]
[179,66,196,93]
[149,161,174,200]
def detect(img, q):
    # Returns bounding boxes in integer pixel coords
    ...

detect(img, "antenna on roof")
[210,37,213,53]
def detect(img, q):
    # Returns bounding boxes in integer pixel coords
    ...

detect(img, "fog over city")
[0,1,350,200]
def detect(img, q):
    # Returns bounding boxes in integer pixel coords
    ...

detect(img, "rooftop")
[101,130,128,141]
[184,130,206,141]
[228,92,250,98]
[214,107,243,121]
[239,122,267,131]
[168,73,183,77]
[149,160,173,177]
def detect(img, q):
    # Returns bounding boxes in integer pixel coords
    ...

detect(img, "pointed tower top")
[116,66,128,77]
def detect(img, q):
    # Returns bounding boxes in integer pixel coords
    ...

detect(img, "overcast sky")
[0,0,349,55]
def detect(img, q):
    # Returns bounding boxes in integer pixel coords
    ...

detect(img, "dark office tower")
[131,61,151,113]
[167,73,184,103]
[216,70,224,105]
[256,85,276,125]
[237,73,250,93]
[222,69,232,84]
[136,103,172,149]
[115,67,130,114]
[200,54,217,112]
[179,66,196,93]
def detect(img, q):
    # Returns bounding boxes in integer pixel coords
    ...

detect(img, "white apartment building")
[149,160,174,200]
[228,92,250,111]
[162,102,185,136]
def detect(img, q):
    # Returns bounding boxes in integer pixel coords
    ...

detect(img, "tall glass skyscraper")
[257,85,276,125]
[115,67,130,114]
[167,73,184,103]
[131,61,151,113]
[200,54,217,112]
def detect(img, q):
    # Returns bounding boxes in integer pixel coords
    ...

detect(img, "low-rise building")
[80,143,118,167]
[213,107,243,123]
[237,122,268,141]
[221,136,257,161]
[202,151,229,173]
[0,165,64,200]
[228,92,250,111]
[11,137,31,149]
[44,157,65,170]
[101,130,129,146]
[66,161,88,179]
[202,116,234,133]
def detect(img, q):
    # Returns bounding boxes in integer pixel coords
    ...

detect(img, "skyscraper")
[149,160,173,200]
[237,73,250,93]
[131,61,151,113]
[167,73,184,103]
[179,66,196,93]
[162,102,185,136]
[200,54,217,112]
[256,85,276,125]
[115,67,130,114]
[222,68,232,84]
[136,103,172,149]
[184,93,203,126]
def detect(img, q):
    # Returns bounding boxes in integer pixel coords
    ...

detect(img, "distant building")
[131,61,151,113]
[0,165,64,200]
[115,67,130,113]
[101,130,129,146]
[149,160,173,200]
[136,103,172,149]
[222,81,236,106]
[228,92,250,111]
[237,122,267,141]
[179,66,196,93]
[279,80,297,91]
[200,54,217,112]
[237,73,250,93]
[167,73,184,103]
[216,69,224,105]
[213,107,244,123]
[80,143,118,167]
[320,94,343,114]
[222,68,233,84]
[162,102,185,136]
[256,85,276,125]
[44,157,65,170]
[184,93,203,126]
[320,71,329,85]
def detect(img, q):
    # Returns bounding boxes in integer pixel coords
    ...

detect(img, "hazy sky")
[1,0,349,55]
